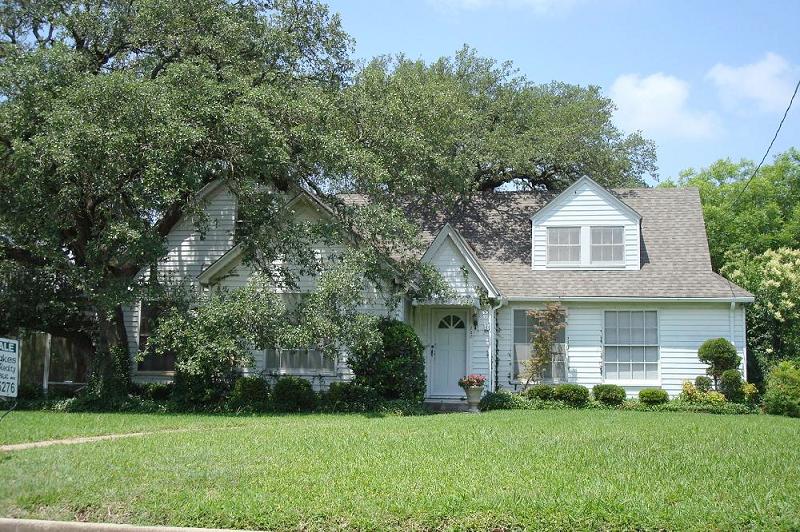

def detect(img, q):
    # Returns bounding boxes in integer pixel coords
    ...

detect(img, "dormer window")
[547,227,581,265]
[591,226,625,264]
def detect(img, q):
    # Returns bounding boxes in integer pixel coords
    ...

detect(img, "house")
[124,176,753,400]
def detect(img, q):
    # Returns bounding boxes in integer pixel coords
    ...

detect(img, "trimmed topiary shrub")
[639,388,669,405]
[703,390,727,405]
[478,390,532,411]
[553,384,590,407]
[271,376,316,413]
[523,384,554,401]
[763,361,800,417]
[228,376,270,412]
[694,375,712,393]
[719,369,745,403]
[349,319,425,402]
[593,384,626,405]
[698,338,741,388]
[321,381,381,413]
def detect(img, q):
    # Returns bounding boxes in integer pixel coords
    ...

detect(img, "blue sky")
[325,0,800,183]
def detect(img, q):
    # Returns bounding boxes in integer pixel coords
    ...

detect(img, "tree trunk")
[87,304,131,401]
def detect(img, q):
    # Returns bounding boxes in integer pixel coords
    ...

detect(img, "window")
[438,315,465,329]
[547,227,580,264]
[137,303,176,372]
[265,348,336,374]
[591,226,625,264]
[264,292,336,374]
[604,311,658,381]
[512,309,566,382]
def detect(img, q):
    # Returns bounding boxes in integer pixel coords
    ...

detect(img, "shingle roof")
[341,187,752,301]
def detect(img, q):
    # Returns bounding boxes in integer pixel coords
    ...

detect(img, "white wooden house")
[124,176,752,401]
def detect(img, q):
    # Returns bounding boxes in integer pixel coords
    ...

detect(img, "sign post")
[0,337,20,420]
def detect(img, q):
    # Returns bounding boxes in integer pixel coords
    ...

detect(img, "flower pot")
[464,385,483,413]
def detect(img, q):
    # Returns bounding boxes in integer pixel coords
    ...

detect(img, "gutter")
[489,297,506,392]
[503,296,755,304]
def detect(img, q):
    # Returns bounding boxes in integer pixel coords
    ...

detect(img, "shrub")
[271,376,316,413]
[720,369,745,403]
[140,382,174,402]
[694,375,712,393]
[742,382,759,406]
[523,384,554,401]
[703,391,727,405]
[763,361,800,417]
[321,381,381,413]
[680,380,701,402]
[478,390,532,411]
[592,384,626,405]
[698,338,741,388]
[553,384,590,407]
[639,388,669,405]
[228,376,270,412]
[349,319,425,402]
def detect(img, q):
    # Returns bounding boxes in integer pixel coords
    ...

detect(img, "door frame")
[426,307,470,399]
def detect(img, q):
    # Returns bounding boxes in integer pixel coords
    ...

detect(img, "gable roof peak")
[530,175,642,222]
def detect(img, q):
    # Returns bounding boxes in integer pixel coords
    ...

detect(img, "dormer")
[531,176,641,271]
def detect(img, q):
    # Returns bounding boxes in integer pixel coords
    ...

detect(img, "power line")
[732,77,800,207]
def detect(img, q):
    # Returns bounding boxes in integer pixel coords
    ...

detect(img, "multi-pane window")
[137,303,176,372]
[512,309,567,381]
[547,227,581,264]
[264,292,336,374]
[591,226,625,264]
[604,311,658,381]
[265,348,336,374]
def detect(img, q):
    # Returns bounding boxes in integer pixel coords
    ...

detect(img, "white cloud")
[706,52,798,113]
[609,73,718,139]
[428,0,576,14]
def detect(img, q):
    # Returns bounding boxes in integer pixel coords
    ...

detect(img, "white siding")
[532,181,640,271]
[496,301,747,397]
[427,235,484,299]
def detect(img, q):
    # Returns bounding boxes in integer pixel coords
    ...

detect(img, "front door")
[429,310,468,397]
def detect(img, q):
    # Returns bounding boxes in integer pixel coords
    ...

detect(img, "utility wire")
[732,77,800,207]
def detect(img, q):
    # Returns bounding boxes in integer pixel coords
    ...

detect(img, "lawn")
[1,410,799,530]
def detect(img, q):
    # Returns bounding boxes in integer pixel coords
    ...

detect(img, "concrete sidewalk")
[0,519,253,532]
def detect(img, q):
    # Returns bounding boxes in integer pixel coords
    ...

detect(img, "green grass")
[1,410,799,530]
[0,411,247,445]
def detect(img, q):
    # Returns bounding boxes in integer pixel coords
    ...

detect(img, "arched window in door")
[438,315,466,329]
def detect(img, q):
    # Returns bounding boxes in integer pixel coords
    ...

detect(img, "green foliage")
[698,338,741,387]
[724,248,800,378]
[593,384,627,405]
[763,361,800,417]
[349,47,656,193]
[720,370,745,403]
[742,382,760,406]
[553,384,590,406]
[523,384,555,401]
[623,399,754,415]
[139,383,174,402]
[147,276,285,408]
[694,375,712,393]
[639,388,669,405]
[519,303,566,387]
[349,319,425,402]
[320,382,381,413]
[228,376,271,413]
[271,376,317,413]
[478,390,533,411]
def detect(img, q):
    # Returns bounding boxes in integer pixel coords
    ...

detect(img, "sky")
[325,0,800,184]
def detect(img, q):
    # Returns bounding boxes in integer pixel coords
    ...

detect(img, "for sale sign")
[0,338,20,398]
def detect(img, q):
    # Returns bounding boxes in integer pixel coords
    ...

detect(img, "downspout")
[490,298,505,392]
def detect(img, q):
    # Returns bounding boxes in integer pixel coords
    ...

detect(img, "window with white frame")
[604,310,658,381]
[547,227,581,265]
[263,292,336,374]
[591,226,625,264]
[137,302,176,372]
[512,309,566,382]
